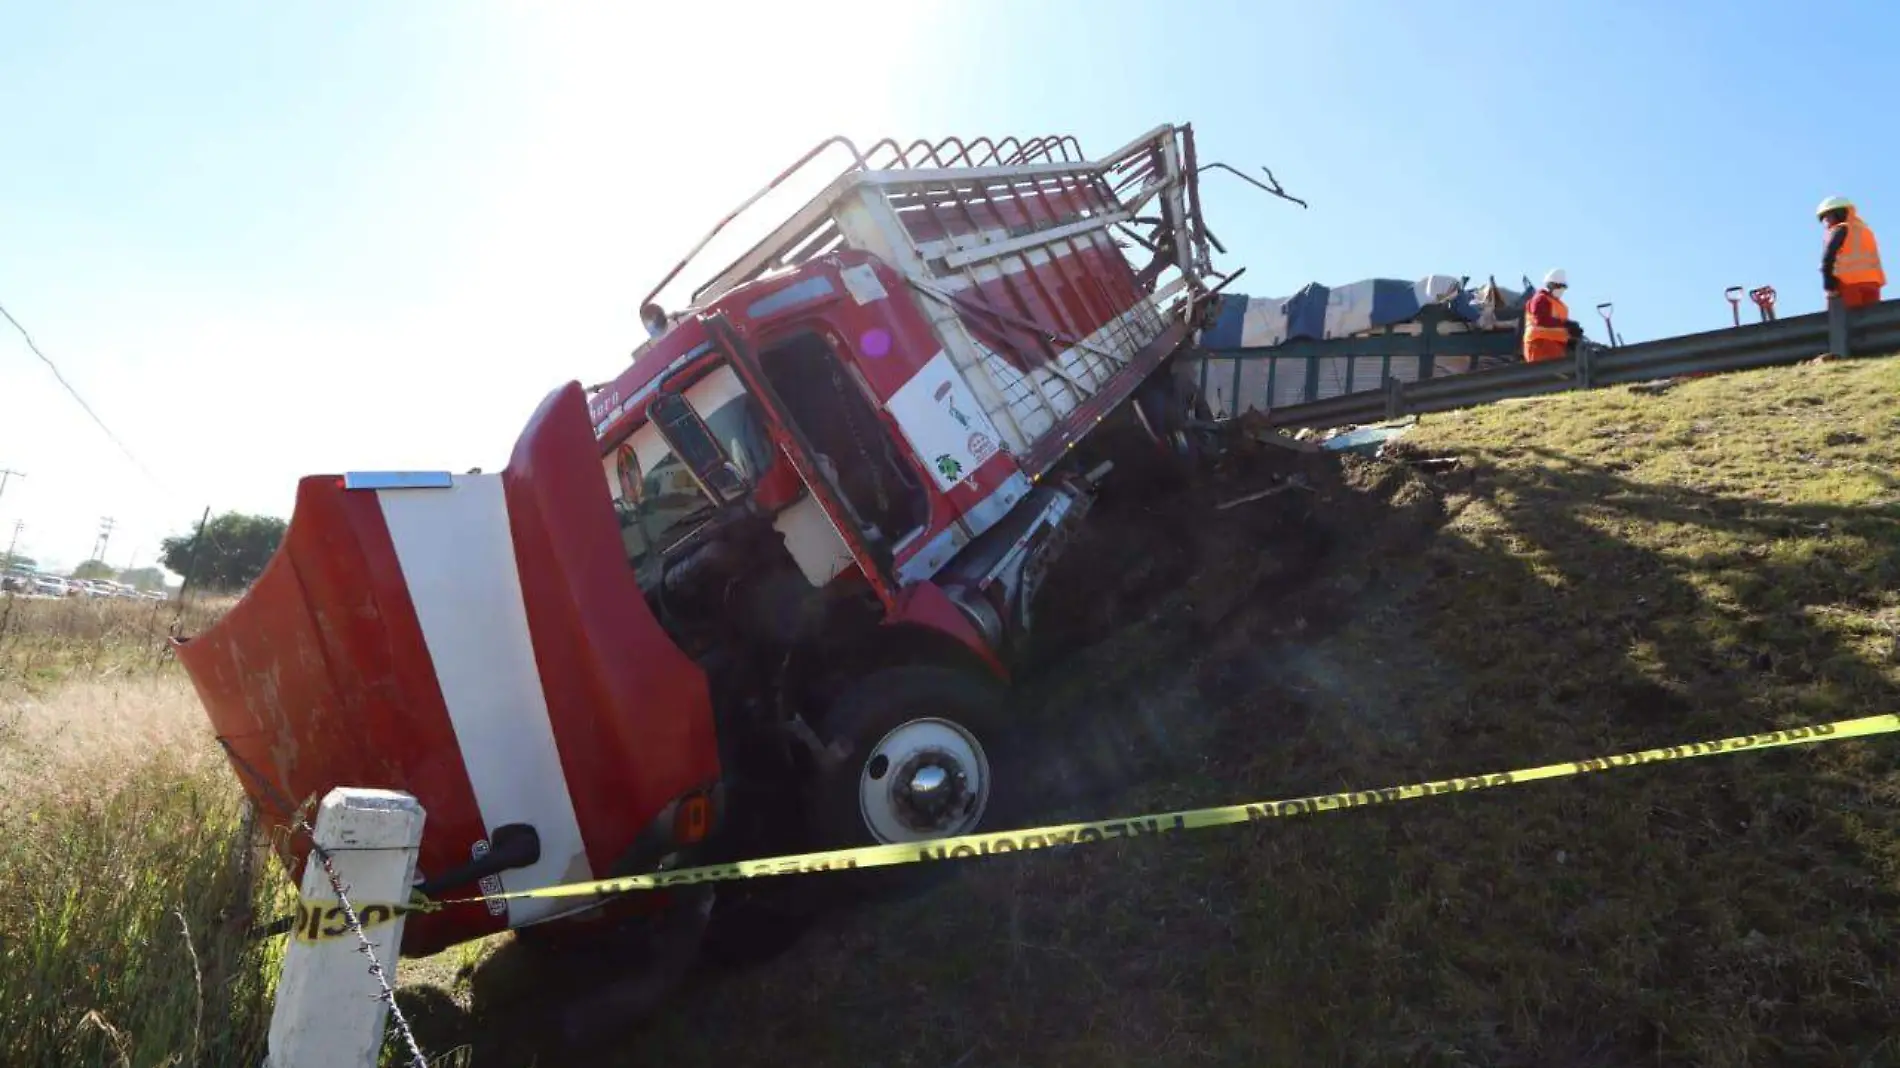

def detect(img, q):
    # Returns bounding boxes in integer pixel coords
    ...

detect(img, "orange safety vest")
[1522,290,1570,361]
[1830,212,1885,287]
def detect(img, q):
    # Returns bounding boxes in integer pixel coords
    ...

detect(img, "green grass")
[400,356,1900,1066]
[0,596,275,1068]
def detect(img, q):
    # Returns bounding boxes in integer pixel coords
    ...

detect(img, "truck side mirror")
[649,391,751,504]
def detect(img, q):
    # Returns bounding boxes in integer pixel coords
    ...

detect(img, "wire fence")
[297,812,431,1068]
[221,740,433,1067]
[5,294,424,1065]
[0,590,229,684]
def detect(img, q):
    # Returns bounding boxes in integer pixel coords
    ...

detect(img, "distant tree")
[71,559,116,581]
[159,512,288,591]
[118,566,167,592]
[0,552,34,571]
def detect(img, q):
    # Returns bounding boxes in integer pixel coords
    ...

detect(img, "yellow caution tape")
[290,712,1898,937]
[288,899,431,943]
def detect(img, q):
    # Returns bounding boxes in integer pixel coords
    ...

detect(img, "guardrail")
[1253,298,1900,430]
[1188,303,1522,415]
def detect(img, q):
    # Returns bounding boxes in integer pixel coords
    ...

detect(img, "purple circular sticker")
[860,328,893,358]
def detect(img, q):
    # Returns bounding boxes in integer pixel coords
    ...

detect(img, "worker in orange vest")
[1521,269,1585,363]
[1818,197,1884,308]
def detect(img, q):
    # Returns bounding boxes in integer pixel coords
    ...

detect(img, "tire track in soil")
[1011,432,1450,817]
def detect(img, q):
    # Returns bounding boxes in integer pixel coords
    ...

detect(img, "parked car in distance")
[33,576,72,597]
[2,570,34,593]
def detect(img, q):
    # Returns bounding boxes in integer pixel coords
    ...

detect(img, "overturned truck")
[177,126,1277,961]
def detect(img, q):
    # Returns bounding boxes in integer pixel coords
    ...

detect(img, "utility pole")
[0,468,22,505]
[93,516,116,564]
[3,520,21,570]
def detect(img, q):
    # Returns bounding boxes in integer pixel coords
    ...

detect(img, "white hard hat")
[1543,269,1568,288]
[1816,196,1853,218]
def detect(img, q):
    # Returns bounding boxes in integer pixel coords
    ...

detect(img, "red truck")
[178,125,1243,961]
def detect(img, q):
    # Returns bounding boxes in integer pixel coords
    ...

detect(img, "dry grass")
[0,595,232,692]
[0,595,275,1068]
[400,357,1900,1066]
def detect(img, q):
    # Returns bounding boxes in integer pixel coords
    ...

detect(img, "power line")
[0,468,22,505]
[0,299,167,488]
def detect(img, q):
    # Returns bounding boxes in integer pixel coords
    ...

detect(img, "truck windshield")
[615,385,773,581]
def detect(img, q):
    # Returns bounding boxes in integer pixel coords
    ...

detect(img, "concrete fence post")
[266,788,426,1068]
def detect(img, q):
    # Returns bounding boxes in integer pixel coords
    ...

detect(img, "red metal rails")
[656,127,1212,321]
[624,125,1272,487]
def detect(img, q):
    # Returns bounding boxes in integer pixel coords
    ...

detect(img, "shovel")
[1749,285,1778,323]
[1596,302,1622,347]
[1724,286,1744,327]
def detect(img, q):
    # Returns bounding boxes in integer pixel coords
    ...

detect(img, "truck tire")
[808,664,1019,896]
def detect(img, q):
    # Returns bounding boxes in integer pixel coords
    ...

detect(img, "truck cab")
[176,126,1240,960]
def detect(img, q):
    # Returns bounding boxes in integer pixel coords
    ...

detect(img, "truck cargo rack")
[642,127,1228,331]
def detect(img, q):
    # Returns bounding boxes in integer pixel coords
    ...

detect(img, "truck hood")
[176,382,718,956]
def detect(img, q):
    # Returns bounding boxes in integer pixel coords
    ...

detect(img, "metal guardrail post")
[1574,340,1594,390]
[1828,295,1851,357]
[1384,374,1405,420]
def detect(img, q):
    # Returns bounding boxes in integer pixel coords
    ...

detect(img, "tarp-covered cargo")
[1200,275,1529,349]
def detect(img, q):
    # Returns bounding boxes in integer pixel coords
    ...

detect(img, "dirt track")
[1014,428,1446,816]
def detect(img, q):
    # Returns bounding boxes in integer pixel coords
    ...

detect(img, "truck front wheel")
[810,665,1018,877]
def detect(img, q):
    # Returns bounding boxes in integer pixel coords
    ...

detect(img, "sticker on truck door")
[471,838,507,916]
[885,351,1006,492]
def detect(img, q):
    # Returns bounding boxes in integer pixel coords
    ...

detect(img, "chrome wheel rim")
[856,717,991,844]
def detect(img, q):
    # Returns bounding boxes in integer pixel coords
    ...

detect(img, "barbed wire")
[218,738,432,1067]
[299,816,430,1068]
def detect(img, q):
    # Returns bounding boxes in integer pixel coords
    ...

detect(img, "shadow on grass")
[399,442,1900,1068]
[1434,444,1900,732]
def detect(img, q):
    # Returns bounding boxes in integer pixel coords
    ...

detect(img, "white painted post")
[267,788,426,1068]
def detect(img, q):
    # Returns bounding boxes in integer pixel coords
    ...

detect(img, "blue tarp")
[1201,275,1520,350]
[1319,424,1412,455]
[1202,291,1249,350]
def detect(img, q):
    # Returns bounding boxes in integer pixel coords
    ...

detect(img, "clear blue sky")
[2,0,1893,573]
